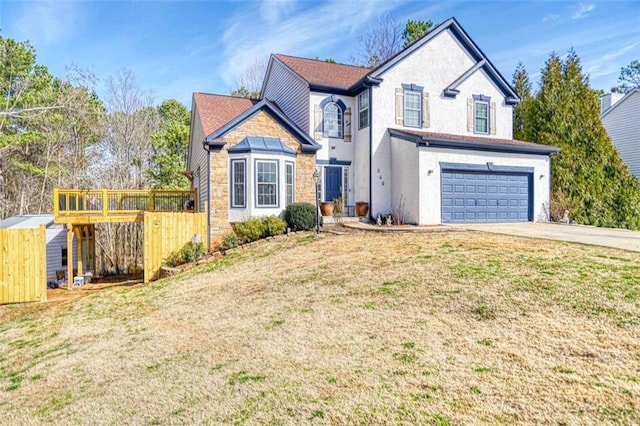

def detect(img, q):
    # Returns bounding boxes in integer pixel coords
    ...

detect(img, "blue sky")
[1,0,638,108]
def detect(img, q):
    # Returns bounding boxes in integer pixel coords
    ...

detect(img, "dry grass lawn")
[0,230,638,425]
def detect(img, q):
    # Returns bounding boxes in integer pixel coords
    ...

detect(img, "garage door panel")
[442,169,531,223]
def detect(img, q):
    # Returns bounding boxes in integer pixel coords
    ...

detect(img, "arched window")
[323,102,343,138]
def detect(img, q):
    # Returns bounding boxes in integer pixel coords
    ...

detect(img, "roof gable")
[203,98,320,153]
[270,54,370,91]
[370,17,519,104]
[266,18,519,103]
[601,88,639,119]
[192,93,258,137]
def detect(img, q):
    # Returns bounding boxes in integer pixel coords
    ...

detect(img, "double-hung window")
[358,90,369,129]
[323,103,343,138]
[474,100,489,134]
[256,160,278,207]
[285,162,294,206]
[231,159,246,208]
[404,91,421,127]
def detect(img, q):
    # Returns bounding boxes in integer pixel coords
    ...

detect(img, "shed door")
[441,170,532,223]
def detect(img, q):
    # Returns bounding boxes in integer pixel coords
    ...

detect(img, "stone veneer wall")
[208,110,316,247]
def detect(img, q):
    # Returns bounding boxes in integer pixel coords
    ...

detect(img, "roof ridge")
[274,53,368,70]
[194,92,259,101]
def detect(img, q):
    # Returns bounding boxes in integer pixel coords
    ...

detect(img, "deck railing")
[53,188,198,220]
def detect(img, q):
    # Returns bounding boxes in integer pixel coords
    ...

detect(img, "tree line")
[0,36,190,273]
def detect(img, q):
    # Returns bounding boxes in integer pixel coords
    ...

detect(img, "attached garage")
[389,129,559,225]
[441,165,532,223]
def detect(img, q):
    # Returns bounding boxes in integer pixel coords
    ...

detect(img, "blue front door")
[324,167,342,202]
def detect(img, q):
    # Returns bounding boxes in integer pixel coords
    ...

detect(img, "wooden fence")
[143,211,207,283]
[0,226,47,304]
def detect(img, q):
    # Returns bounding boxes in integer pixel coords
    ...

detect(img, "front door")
[324,167,342,202]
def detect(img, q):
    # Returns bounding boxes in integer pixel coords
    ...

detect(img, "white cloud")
[216,0,409,88]
[541,14,560,22]
[583,42,639,78]
[14,1,82,44]
[572,3,595,20]
[260,0,299,25]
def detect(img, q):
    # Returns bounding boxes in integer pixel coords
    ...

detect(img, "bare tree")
[94,69,159,274]
[353,13,403,68]
[231,57,268,99]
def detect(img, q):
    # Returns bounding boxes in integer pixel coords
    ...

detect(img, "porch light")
[313,169,320,234]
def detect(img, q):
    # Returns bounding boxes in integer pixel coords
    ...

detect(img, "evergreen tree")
[402,19,435,47]
[511,62,533,141]
[617,59,640,93]
[516,50,640,229]
[147,99,190,189]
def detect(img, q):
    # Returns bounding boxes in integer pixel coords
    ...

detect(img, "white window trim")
[230,159,246,208]
[323,102,343,139]
[255,159,279,208]
[404,90,421,128]
[285,161,295,206]
[474,100,489,135]
[358,90,369,129]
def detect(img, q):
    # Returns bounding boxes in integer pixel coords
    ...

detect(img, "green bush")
[163,241,204,267]
[284,202,317,231]
[234,218,265,243]
[222,231,240,249]
[262,215,287,237]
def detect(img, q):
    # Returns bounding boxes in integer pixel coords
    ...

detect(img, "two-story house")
[188,17,558,248]
[601,89,640,180]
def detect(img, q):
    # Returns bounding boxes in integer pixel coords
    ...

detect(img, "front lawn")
[0,231,638,424]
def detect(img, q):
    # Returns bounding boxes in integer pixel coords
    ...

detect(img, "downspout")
[368,86,373,221]
[203,141,211,249]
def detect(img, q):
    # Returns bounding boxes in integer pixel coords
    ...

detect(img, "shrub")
[262,215,287,237]
[163,242,204,267]
[234,218,265,243]
[284,202,317,231]
[222,231,240,249]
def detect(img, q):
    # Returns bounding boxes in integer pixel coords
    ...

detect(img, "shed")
[0,215,78,287]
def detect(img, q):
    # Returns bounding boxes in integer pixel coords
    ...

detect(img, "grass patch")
[228,370,266,385]
[0,231,638,424]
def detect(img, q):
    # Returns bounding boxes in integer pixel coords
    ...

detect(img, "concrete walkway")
[450,222,640,252]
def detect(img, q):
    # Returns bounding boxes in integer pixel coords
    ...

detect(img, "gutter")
[368,85,373,221]
[202,139,211,249]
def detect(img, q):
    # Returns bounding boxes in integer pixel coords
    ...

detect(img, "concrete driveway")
[450,222,640,252]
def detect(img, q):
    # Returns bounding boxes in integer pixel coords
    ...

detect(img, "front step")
[321,216,365,224]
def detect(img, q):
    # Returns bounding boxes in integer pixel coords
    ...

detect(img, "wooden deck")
[53,188,197,224]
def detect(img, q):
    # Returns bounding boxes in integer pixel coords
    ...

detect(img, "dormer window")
[323,102,343,138]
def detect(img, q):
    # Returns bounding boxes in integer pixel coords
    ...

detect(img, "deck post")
[53,188,59,217]
[67,225,73,290]
[150,190,155,211]
[74,226,83,278]
[102,189,108,218]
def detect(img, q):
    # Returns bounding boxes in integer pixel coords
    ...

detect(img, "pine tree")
[511,62,532,141]
[515,50,640,228]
